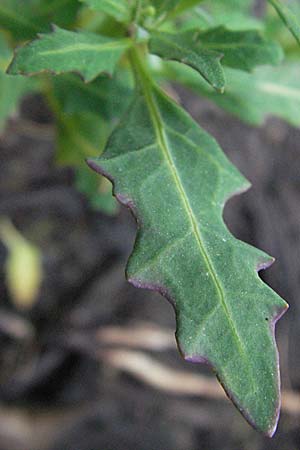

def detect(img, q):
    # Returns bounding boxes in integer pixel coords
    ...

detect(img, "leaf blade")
[88,51,288,434]
[8,26,131,82]
[0,34,36,132]
[268,0,300,46]
[194,26,283,71]
[0,0,81,40]
[149,30,225,92]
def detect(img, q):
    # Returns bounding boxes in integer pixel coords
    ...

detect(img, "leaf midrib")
[134,55,246,359]
[38,39,129,57]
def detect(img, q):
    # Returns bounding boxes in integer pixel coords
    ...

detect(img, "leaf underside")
[88,77,288,435]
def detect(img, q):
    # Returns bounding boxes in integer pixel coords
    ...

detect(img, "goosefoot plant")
[2,0,300,436]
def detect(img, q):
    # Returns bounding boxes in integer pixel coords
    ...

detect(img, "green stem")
[129,44,153,92]
[133,0,142,24]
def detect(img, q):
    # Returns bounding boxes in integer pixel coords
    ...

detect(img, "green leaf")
[164,61,300,127]
[169,0,205,15]
[54,110,117,213]
[268,0,300,45]
[88,49,288,435]
[0,1,39,39]
[75,166,118,214]
[150,28,282,92]
[52,71,133,118]
[149,30,225,92]
[200,0,262,30]
[79,0,131,22]
[8,26,131,82]
[196,27,283,71]
[0,0,81,41]
[0,71,35,132]
[0,34,36,132]
[55,111,106,165]
[150,0,182,17]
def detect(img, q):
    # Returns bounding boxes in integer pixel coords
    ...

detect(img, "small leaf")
[165,61,300,127]
[268,0,300,45]
[8,26,131,82]
[149,30,225,92]
[88,51,288,434]
[79,0,131,22]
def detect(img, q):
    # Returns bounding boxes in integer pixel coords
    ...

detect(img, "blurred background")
[0,87,299,450]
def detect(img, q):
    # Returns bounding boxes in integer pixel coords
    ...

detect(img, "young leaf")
[164,61,300,127]
[88,50,288,435]
[79,0,131,22]
[8,26,131,82]
[149,30,226,92]
[268,0,300,45]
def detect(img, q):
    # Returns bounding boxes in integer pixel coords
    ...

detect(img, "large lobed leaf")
[8,26,131,82]
[88,51,288,435]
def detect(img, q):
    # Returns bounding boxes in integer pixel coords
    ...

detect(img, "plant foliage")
[1,0,298,436]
